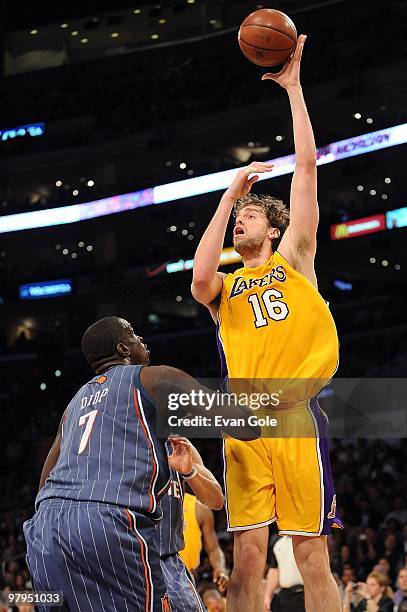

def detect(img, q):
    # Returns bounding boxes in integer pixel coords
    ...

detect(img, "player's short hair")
[233,194,290,248]
[81,316,130,369]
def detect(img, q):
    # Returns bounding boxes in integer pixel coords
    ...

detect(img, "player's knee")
[234,542,266,577]
[296,548,328,582]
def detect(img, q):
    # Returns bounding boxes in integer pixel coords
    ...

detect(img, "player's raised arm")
[191,161,274,309]
[262,35,318,286]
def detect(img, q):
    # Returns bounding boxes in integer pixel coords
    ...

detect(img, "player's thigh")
[161,554,205,611]
[223,436,275,530]
[23,508,61,595]
[26,500,169,612]
[272,403,342,536]
[91,504,170,612]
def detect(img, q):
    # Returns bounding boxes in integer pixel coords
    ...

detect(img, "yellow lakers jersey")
[217,251,339,399]
[179,493,202,571]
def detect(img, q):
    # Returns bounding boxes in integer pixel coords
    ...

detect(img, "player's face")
[121,322,150,365]
[233,206,273,255]
[131,332,150,366]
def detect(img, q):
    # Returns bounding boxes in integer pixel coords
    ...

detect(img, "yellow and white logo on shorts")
[327,494,337,519]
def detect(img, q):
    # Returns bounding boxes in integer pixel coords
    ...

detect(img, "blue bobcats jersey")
[155,461,185,556]
[36,364,170,518]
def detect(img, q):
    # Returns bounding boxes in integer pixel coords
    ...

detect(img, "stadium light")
[0,123,406,235]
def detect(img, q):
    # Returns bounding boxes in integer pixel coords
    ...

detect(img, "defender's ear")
[116,342,130,357]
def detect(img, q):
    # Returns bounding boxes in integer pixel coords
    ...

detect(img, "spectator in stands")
[373,558,392,582]
[357,497,382,530]
[339,567,357,602]
[384,498,407,526]
[201,587,226,611]
[356,531,379,578]
[394,568,407,611]
[341,546,352,566]
[383,533,403,582]
[15,573,26,590]
[2,570,16,588]
[343,572,394,611]
[6,560,18,576]
[403,527,407,555]
[0,586,12,612]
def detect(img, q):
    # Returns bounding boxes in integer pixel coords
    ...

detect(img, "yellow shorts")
[223,399,343,536]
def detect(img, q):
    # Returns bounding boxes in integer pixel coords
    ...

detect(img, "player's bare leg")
[292,535,341,612]
[227,526,268,612]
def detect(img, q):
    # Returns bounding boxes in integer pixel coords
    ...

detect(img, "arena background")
[0,0,406,608]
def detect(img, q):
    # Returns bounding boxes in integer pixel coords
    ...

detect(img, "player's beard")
[234,233,267,258]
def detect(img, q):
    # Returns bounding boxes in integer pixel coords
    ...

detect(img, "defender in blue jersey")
[156,437,226,611]
[24,316,257,611]
[23,316,233,612]
[24,317,173,612]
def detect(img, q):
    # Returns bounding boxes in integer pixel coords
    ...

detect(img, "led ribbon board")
[1,123,406,234]
[19,279,72,300]
[166,246,241,273]
[386,206,407,230]
[330,214,386,241]
[330,207,407,240]
[0,122,45,141]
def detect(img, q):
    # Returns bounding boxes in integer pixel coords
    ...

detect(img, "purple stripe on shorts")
[216,323,229,391]
[309,397,343,534]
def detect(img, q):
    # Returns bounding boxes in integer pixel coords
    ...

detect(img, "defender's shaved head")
[81,316,131,370]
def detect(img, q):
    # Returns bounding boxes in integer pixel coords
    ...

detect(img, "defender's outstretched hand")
[167,435,194,475]
[262,34,306,89]
[226,161,274,201]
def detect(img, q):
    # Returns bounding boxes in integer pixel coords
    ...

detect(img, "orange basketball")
[238,8,297,67]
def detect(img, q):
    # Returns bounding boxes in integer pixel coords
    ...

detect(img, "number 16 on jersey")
[248,289,289,328]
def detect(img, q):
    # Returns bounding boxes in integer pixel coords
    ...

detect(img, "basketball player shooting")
[192,35,343,612]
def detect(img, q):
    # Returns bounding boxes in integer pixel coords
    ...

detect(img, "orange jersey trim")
[133,385,157,513]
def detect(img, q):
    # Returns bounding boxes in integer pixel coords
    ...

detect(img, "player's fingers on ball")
[295,35,306,58]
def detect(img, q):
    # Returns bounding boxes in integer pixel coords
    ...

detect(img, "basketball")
[238,8,297,67]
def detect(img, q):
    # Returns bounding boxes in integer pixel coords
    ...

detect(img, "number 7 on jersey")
[78,410,98,454]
